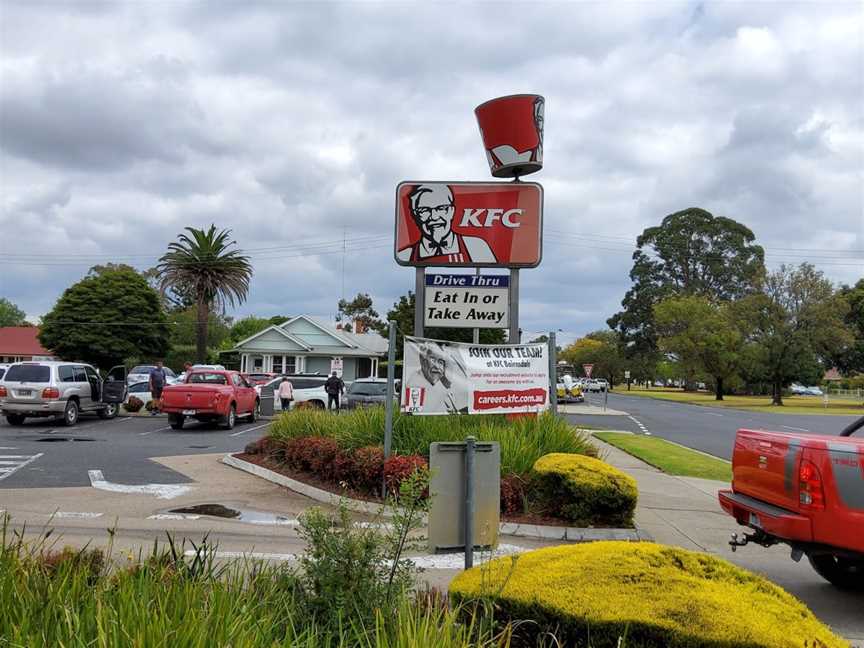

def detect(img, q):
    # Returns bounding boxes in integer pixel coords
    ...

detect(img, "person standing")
[149,360,167,415]
[324,371,344,412]
[277,377,294,412]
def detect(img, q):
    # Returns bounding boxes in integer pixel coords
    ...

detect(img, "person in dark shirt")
[324,372,345,412]
[149,360,167,415]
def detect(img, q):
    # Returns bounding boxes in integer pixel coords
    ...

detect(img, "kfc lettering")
[394,181,543,268]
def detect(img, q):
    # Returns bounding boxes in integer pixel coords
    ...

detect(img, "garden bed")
[246,408,638,529]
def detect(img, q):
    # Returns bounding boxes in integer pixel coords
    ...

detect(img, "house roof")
[231,314,387,357]
[0,327,53,356]
[823,367,843,381]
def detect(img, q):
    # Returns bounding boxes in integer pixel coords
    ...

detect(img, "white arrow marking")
[0,453,43,481]
[87,469,192,499]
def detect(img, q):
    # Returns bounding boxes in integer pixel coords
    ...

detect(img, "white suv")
[0,361,127,426]
[260,374,330,411]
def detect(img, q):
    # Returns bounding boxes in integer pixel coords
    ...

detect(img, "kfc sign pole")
[395,94,545,345]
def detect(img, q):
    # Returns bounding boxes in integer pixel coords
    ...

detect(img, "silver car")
[0,361,127,426]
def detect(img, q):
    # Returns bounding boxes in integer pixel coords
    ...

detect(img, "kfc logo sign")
[475,94,544,179]
[395,181,543,268]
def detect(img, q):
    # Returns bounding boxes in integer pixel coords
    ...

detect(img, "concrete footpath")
[594,438,864,644]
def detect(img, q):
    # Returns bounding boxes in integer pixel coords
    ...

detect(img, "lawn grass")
[593,432,732,482]
[617,387,863,416]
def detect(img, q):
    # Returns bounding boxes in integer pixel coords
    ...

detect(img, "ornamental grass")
[268,408,595,476]
[450,542,849,648]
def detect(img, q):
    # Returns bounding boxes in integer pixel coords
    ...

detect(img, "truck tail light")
[799,459,825,509]
[42,387,61,400]
[0,386,6,397]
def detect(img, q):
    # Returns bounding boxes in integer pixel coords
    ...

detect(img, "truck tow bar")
[730,530,776,552]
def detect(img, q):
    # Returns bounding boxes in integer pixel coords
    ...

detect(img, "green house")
[232,315,387,381]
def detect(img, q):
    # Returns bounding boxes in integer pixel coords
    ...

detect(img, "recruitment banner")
[401,336,549,416]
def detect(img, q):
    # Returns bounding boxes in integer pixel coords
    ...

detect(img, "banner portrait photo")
[401,336,549,416]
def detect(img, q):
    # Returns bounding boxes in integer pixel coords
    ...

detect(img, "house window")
[286,356,297,374]
[253,356,263,370]
[273,356,283,374]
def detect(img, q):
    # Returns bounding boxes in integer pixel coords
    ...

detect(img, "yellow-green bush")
[450,542,848,648]
[532,453,637,526]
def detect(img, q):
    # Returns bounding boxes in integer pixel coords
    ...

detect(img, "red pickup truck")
[161,370,259,431]
[719,416,864,590]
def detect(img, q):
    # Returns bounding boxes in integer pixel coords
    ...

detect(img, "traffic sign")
[583,364,593,378]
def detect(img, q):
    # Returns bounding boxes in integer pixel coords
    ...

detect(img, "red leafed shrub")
[331,450,356,484]
[351,446,384,493]
[384,454,428,494]
[500,473,527,516]
[283,436,339,476]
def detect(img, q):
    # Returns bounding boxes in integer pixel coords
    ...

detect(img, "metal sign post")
[414,268,425,337]
[508,269,520,343]
[548,331,558,415]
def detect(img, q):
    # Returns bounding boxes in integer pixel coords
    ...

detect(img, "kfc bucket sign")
[394,181,543,268]
[475,94,544,179]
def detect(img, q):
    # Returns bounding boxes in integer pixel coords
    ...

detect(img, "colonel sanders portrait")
[405,340,469,414]
[396,183,497,264]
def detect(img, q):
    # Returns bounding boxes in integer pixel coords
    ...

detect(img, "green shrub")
[123,396,144,413]
[450,542,847,648]
[269,408,595,477]
[532,453,637,526]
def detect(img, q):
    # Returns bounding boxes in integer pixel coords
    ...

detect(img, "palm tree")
[157,226,253,363]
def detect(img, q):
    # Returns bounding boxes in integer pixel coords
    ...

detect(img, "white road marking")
[229,422,271,437]
[139,426,172,436]
[705,412,724,417]
[88,469,192,499]
[782,425,811,432]
[0,447,19,450]
[0,453,43,482]
[55,511,103,519]
[148,513,202,521]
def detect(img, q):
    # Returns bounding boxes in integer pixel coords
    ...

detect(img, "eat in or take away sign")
[424,273,509,328]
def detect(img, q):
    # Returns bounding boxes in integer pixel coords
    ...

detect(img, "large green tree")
[39,267,170,368]
[0,298,27,327]
[381,291,505,359]
[834,279,864,375]
[338,293,383,334]
[732,264,853,405]
[607,207,765,365]
[157,226,253,363]
[654,295,741,399]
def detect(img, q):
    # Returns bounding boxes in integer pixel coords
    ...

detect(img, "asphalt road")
[569,391,861,459]
[0,414,270,489]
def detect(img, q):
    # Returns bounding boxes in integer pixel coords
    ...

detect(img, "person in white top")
[277,378,294,411]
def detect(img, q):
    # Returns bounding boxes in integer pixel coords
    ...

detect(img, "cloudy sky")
[1,1,861,344]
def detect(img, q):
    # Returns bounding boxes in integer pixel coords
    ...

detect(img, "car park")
[344,378,397,409]
[125,381,153,405]
[0,361,127,426]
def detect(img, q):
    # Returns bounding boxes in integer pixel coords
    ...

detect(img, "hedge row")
[450,542,847,648]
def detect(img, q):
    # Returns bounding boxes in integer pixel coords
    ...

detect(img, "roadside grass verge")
[594,432,732,482]
[616,388,863,416]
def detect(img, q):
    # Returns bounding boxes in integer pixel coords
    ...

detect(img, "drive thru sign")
[583,364,594,378]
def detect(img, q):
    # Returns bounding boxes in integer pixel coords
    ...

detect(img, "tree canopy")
[731,264,853,405]
[338,293,383,334]
[559,330,626,385]
[0,298,27,327]
[608,207,765,357]
[39,267,170,369]
[834,279,864,375]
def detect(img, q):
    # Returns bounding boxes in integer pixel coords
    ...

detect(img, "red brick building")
[0,327,58,363]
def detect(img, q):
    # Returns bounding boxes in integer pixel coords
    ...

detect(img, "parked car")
[127,365,179,386]
[259,374,330,411]
[585,379,607,393]
[125,381,152,406]
[161,369,259,430]
[0,364,9,380]
[555,374,584,403]
[789,383,808,395]
[719,416,864,589]
[344,378,397,409]
[0,361,126,426]
[804,386,824,396]
[243,372,276,387]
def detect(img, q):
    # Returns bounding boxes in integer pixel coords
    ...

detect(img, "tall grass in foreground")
[0,515,516,648]
[268,408,596,475]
